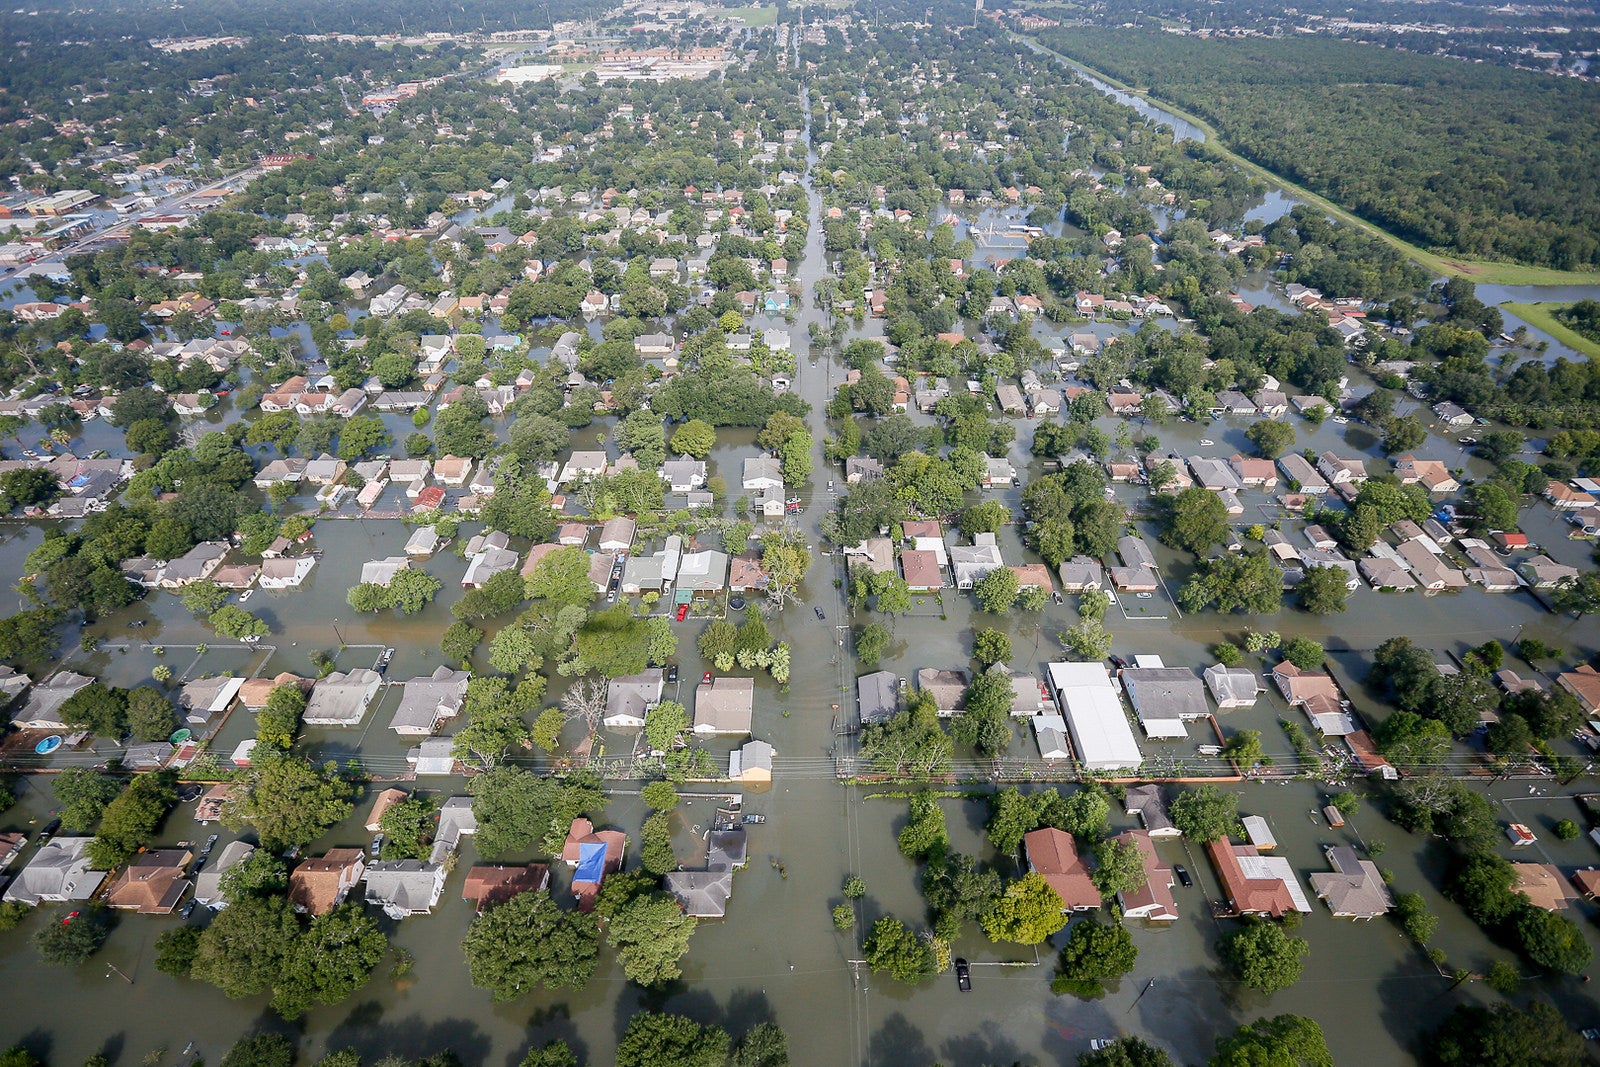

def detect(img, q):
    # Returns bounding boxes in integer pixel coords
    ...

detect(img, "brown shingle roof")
[461,864,550,912]
[1024,828,1100,910]
[287,848,366,915]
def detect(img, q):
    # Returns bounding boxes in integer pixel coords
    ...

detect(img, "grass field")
[1021,35,1600,288]
[1500,302,1600,359]
[713,6,778,26]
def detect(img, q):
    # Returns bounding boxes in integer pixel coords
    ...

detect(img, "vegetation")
[1221,919,1310,995]
[463,890,600,1000]
[1038,30,1600,271]
[1052,916,1138,997]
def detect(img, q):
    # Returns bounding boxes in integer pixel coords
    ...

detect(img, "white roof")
[1238,853,1313,913]
[1045,662,1143,771]
[1242,815,1277,849]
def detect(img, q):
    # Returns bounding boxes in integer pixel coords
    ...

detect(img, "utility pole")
[1127,977,1155,1013]
[106,961,134,984]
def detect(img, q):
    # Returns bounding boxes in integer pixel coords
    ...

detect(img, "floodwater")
[4,79,1600,1067]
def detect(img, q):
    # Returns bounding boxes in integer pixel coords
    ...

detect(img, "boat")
[1198,438,1214,446]
[170,728,192,744]
[742,813,766,825]
[376,647,395,671]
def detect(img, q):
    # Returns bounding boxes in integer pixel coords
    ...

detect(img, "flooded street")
[2,62,1600,1067]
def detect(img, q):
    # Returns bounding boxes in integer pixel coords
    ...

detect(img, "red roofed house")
[461,864,550,914]
[1206,838,1311,917]
[1023,828,1100,911]
[562,817,627,912]
[901,549,943,593]
[1557,665,1600,714]
[412,485,447,513]
[1114,830,1177,922]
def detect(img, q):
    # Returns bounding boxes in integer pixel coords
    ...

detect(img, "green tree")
[669,419,717,458]
[1170,784,1239,843]
[1425,1000,1584,1067]
[441,620,483,665]
[644,700,690,755]
[1513,905,1592,974]
[898,793,949,860]
[52,768,121,832]
[1179,554,1283,615]
[1246,420,1295,459]
[1394,892,1437,944]
[641,781,679,812]
[1381,414,1427,455]
[180,579,230,617]
[32,907,109,965]
[388,568,443,614]
[1051,915,1137,997]
[981,871,1069,945]
[1092,837,1148,897]
[639,812,676,877]
[209,605,269,640]
[256,683,306,750]
[1063,618,1113,661]
[607,891,698,986]
[952,671,1014,756]
[972,628,1012,667]
[862,916,937,984]
[468,766,605,858]
[1161,486,1229,554]
[271,904,388,1019]
[974,567,1021,612]
[1222,919,1310,994]
[89,772,175,868]
[378,795,439,861]
[222,753,357,852]
[615,1012,730,1067]
[464,890,600,1000]
[191,894,300,998]
[125,685,177,742]
[1280,637,1325,671]
[1082,1037,1175,1067]
[861,697,952,779]
[61,682,127,738]
[731,1023,789,1067]
[1296,565,1349,614]
[1210,1015,1332,1067]
[1220,729,1267,768]
[519,1041,579,1067]
[155,925,202,977]
[856,622,891,666]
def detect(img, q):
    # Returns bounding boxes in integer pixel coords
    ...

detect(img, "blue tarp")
[573,840,607,884]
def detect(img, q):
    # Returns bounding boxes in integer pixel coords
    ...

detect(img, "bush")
[1214,642,1242,667]
[1552,818,1580,841]
[641,781,679,812]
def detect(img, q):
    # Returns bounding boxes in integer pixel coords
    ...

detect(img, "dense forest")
[1033,29,1600,271]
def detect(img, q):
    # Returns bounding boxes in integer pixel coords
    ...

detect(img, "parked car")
[666,665,679,683]
[814,606,826,620]
[370,834,384,858]
[1135,592,1153,600]
[701,672,713,685]
[675,604,690,621]
[1174,864,1192,888]
[954,958,972,991]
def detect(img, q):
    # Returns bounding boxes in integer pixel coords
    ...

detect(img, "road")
[52,163,264,258]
